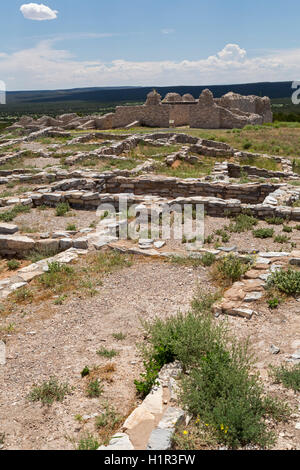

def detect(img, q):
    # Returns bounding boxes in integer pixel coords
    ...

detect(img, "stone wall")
[9,89,273,131]
[217,92,273,124]
[168,103,191,127]
[113,104,170,128]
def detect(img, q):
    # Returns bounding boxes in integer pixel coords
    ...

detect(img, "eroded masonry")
[8,89,273,132]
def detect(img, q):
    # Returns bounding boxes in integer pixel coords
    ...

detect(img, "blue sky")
[0,0,299,90]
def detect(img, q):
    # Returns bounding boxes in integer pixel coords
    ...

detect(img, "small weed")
[97,347,119,359]
[55,202,70,217]
[12,286,33,303]
[28,377,72,406]
[112,332,127,341]
[77,433,99,450]
[201,253,216,267]
[95,404,121,429]
[269,364,300,392]
[229,214,258,233]
[81,366,90,378]
[282,225,293,233]
[86,379,103,398]
[266,217,285,225]
[268,298,279,309]
[7,259,20,271]
[66,223,76,231]
[274,235,290,244]
[0,204,31,222]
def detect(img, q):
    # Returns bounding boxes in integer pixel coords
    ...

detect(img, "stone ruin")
[7,89,272,133]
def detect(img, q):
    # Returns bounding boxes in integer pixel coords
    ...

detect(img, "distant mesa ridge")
[5,81,295,105]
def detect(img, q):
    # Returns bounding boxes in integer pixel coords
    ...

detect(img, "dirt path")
[0,259,207,450]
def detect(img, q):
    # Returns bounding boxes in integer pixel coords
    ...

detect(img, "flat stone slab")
[219,246,237,253]
[98,433,134,451]
[259,252,290,258]
[157,407,185,430]
[122,405,155,431]
[244,292,263,302]
[147,428,173,450]
[0,223,18,235]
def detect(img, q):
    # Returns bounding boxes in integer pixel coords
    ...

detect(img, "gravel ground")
[14,208,100,234]
[0,258,206,450]
[204,216,300,252]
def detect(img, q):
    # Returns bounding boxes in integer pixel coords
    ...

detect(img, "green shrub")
[135,289,287,449]
[266,217,285,225]
[135,291,227,397]
[229,214,258,233]
[55,202,70,217]
[12,286,33,303]
[7,259,20,271]
[216,255,249,283]
[274,235,290,244]
[180,343,283,449]
[66,223,76,231]
[243,141,252,150]
[253,228,274,239]
[204,234,214,244]
[38,262,74,290]
[268,298,279,309]
[282,225,293,233]
[201,253,216,267]
[269,364,300,392]
[28,377,72,406]
[267,269,300,296]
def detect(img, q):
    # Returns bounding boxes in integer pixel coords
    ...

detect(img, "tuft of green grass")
[66,223,76,231]
[55,202,70,217]
[97,347,119,359]
[28,377,72,406]
[269,364,300,392]
[77,433,100,451]
[253,228,274,239]
[95,404,121,430]
[7,259,20,271]
[0,204,31,222]
[229,214,258,233]
[86,379,103,398]
[266,217,285,225]
[201,253,216,267]
[112,332,127,341]
[274,235,290,244]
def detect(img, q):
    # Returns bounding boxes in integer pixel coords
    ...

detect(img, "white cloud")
[217,43,246,62]
[20,3,58,21]
[161,29,175,35]
[0,41,297,90]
